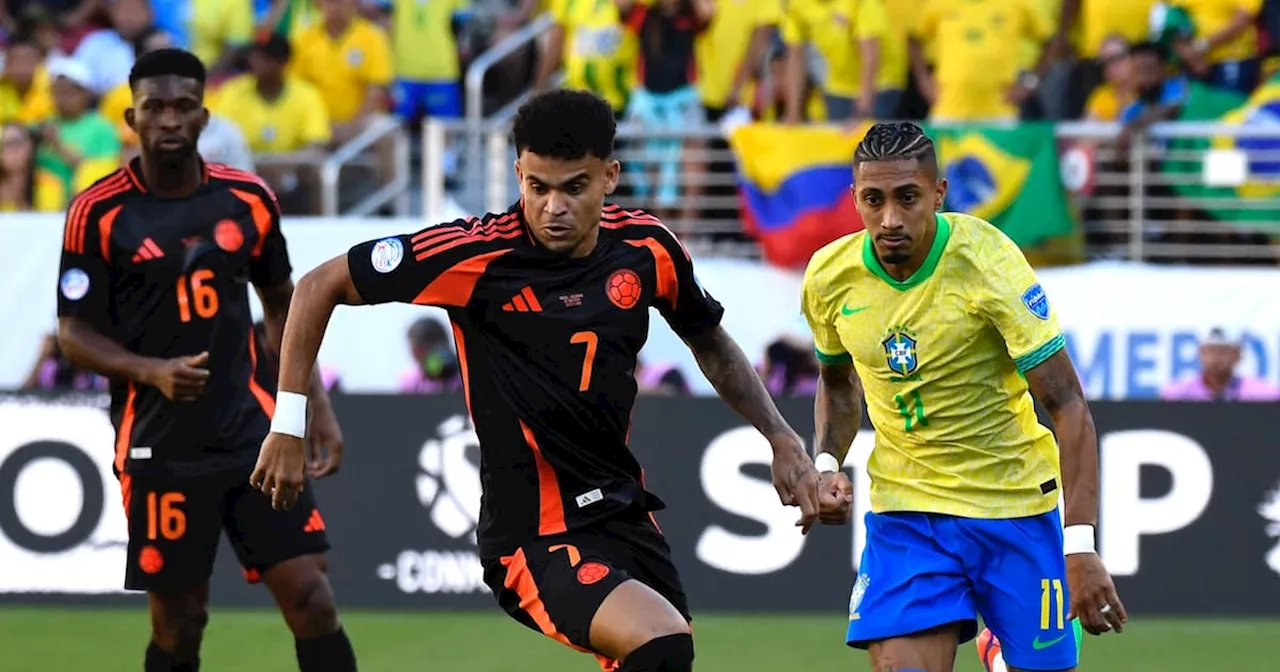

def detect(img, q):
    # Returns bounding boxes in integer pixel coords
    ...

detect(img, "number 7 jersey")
[347,203,724,559]
[801,212,1065,519]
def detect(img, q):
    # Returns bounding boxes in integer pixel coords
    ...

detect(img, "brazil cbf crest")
[881,327,920,377]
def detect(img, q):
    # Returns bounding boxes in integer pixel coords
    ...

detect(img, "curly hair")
[512,88,616,160]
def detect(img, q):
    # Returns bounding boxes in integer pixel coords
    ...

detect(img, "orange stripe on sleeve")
[65,172,130,254]
[209,165,279,207]
[229,188,274,257]
[412,248,512,307]
[246,327,276,418]
[626,238,680,309]
[519,420,567,536]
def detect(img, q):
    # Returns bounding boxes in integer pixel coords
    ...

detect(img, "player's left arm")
[980,235,1127,635]
[248,187,344,478]
[649,229,820,530]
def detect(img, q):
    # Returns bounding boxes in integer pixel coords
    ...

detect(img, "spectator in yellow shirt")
[189,0,257,75]
[1058,0,1155,118]
[373,0,470,122]
[213,34,333,154]
[1084,36,1133,121]
[696,0,782,120]
[290,0,393,141]
[782,0,891,124]
[536,0,638,116]
[0,122,64,212]
[1171,0,1263,95]
[910,0,1053,122]
[0,34,53,126]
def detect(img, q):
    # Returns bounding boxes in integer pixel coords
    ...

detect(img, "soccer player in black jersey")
[253,89,828,671]
[54,49,357,672]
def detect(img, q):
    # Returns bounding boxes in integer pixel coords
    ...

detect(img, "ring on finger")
[1099,603,1113,615]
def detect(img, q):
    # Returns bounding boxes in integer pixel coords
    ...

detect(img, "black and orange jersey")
[347,203,724,558]
[56,157,290,478]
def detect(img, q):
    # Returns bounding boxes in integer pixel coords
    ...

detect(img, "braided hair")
[853,121,938,176]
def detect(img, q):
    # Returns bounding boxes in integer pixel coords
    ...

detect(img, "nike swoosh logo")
[1032,634,1067,650]
[841,304,869,316]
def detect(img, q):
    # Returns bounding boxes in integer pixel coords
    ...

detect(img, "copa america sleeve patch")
[1021,283,1050,320]
[370,237,404,273]
[59,268,90,301]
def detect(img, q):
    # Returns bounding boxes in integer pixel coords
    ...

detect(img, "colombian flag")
[728,123,873,269]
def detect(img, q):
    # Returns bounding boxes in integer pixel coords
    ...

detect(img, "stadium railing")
[424,118,1280,263]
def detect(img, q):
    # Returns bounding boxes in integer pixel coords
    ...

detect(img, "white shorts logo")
[59,268,90,301]
[370,238,404,274]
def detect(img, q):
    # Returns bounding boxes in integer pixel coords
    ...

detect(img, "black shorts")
[121,463,330,591]
[481,512,690,668]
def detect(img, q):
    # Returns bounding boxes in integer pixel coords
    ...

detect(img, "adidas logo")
[303,508,326,533]
[131,238,164,263]
[501,286,543,312]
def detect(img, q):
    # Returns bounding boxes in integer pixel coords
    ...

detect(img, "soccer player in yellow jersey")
[803,122,1127,672]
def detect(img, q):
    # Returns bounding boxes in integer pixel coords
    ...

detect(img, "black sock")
[620,633,694,672]
[295,627,357,672]
[145,641,199,672]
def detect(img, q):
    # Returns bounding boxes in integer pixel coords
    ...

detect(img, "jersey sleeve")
[801,251,849,365]
[647,228,724,339]
[854,0,889,41]
[756,0,783,26]
[347,220,510,307]
[245,183,292,287]
[976,230,1065,373]
[781,3,806,45]
[57,197,113,322]
[914,0,939,41]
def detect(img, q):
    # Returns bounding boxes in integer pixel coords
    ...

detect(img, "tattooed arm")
[815,361,863,464]
[684,325,821,530]
[1024,348,1098,527]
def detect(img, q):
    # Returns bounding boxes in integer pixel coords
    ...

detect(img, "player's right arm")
[253,224,504,508]
[55,194,209,401]
[801,255,857,524]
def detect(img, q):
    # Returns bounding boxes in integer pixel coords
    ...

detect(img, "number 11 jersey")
[347,203,723,559]
[56,158,290,477]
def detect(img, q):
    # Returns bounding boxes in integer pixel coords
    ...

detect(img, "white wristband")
[270,391,308,439]
[1063,524,1096,555]
[814,452,841,474]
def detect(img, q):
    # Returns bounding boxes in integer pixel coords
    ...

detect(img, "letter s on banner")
[1100,430,1213,576]
[695,426,805,574]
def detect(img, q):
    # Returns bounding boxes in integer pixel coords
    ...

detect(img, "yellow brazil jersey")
[190,0,255,66]
[878,0,915,91]
[916,0,1051,121]
[551,0,637,112]
[211,74,332,152]
[1173,0,1263,64]
[696,0,783,109]
[1078,0,1155,58]
[1020,0,1057,70]
[782,0,891,99]
[290,17,394,124]
[99,82,134,145]
[391,0,469,81]
[1084,82,1127,121]
[0,67,53,126]
[801,213,1065,519]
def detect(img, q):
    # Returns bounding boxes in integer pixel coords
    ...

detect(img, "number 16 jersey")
[56,158,290,477]
[347,203,723,559]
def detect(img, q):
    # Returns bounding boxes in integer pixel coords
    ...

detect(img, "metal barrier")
[319,115,411,217]
[424,118,1280,263]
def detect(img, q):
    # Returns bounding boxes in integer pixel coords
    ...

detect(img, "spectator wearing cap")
[399,317,463,394]
[1160,328,1280,401]
[37,57,120,199]
[289,0,392,143]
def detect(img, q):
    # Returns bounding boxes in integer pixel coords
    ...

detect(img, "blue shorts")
[393,80,463,120]
[846,509,1077,671]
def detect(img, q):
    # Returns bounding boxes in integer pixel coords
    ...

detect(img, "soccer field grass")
[1,608,1278,671]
